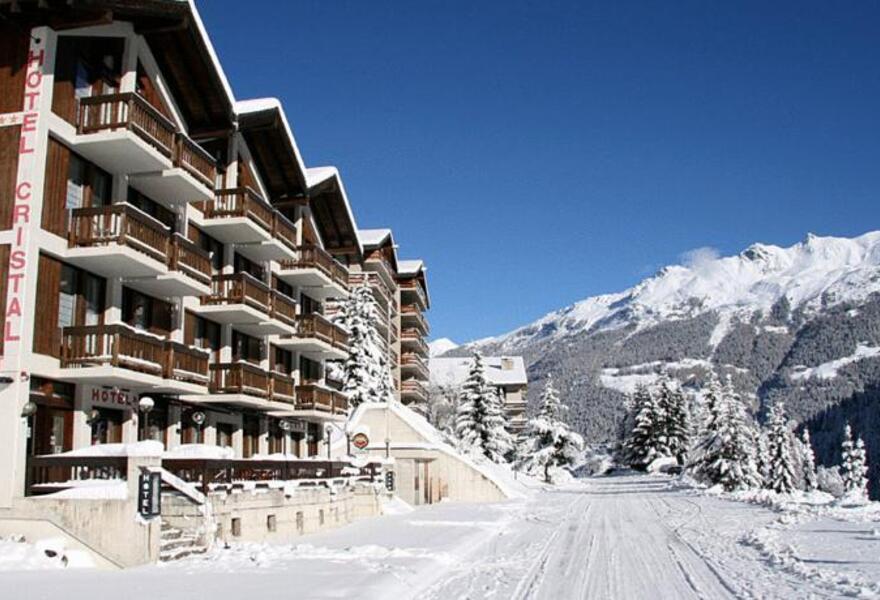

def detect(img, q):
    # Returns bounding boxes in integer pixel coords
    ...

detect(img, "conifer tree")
[841,424,869,500]
[454,353,514,463]
[799,428,818,492]
[624,384,668,469]
[518,375,585,482]
[334,285,395,409]
[692,379,760,491]
[765,402,796,494]
[659,377,690,464]
[701,375,724,437]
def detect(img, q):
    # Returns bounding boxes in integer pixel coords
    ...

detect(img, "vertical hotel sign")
[0,32,46,371]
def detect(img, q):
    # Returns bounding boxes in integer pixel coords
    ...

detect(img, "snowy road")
[11,474,878,600]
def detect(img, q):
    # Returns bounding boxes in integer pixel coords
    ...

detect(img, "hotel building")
[0,0,428,565]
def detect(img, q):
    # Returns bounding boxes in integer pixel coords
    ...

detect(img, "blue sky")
[199,1,880,343]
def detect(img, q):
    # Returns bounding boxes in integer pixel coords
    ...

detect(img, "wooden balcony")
[78,92,175,161]
[400,305,429,335]
[400,328,429,356]
[399,278,429,310]
[59,324,208,391]
[26,455,128,497]
[197,273,296,336]
[66,205,210,295]
[277,245,349,300]
[209,362,270,398]
[400,379,428,403]
[195,188,297,261]
[363,249,397,289]
[349,271,397,312]
[168,233,212,286]
[173,134,217,191]
[400,352,429,380]
[274,313,348,360]
[270,371,296,404]
[295,384,349,415]
[76,92,217,202]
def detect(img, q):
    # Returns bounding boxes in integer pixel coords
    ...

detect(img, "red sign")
[351,432,370,450]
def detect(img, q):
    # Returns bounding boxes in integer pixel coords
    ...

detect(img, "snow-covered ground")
[9,474,880,599]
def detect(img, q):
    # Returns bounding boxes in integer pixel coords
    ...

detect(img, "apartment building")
[429,356,528,433]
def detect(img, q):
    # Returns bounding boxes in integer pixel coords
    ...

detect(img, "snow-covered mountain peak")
[429,338,460,357]
[469,231,880,353]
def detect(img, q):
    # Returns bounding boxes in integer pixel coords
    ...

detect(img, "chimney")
[501,357,514,370]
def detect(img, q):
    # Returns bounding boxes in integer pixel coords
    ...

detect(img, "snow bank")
[34,480,128,500]
[0,536,95,571]
[56,440,163,458]
[164,444,234,460]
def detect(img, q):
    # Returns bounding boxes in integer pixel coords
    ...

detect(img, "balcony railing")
[173,134,216,190]
[203,272,272,313]
[199,188,296,250]
[271,371,296,404]
[349,271,396,310]
[162,459,377,495]
[399,278,428,310]
[25,455,380,497]
[26,455,128,497]
[209,362,270,397]
[69,204,169,264]
[295,384,349,414]
[271,290,297,327]
[365,249,396,281]
[165,341,210,385]
[400,352,429,378]
[61,324,165,375]
[400,328,429,356]
[60,324,210,384]
[400,305,429,334]
[278,245,349,290]
[293,313,349,351]
[401,379,428,400]
[78,92,176,157]
[169,234,212,285]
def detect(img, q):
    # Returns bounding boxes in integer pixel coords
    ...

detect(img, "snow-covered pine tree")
[624,384,668,469]
[765,402,796,494]
[841,424,869,500]
[701,374,724,438]
[334,284,395,409]
[754,429,770,487]
[659,377,690,465]
[692,379,760,491]
[799,428,818,492]
[454,353,514,463]
[518,375,585,482]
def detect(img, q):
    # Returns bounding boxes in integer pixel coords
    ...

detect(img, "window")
[232,331,262,364]
[272,346,292,375]
[66,154,110,211]
[300,293,321,316]
[57,264,105,330]
[190,225,223,272]
[122,288,172,335]
[127,187,174,229]
[234,253,263,281]
[299,356,321,383]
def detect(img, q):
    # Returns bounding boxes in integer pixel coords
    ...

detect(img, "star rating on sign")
[0,112,24,128]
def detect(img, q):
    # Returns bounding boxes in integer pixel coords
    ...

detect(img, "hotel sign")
[1,31,46,371]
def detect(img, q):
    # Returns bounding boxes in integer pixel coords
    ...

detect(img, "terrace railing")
[69,204,169,264]
[78,92,176,157]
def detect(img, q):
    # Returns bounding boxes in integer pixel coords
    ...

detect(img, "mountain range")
[441,231,880,492]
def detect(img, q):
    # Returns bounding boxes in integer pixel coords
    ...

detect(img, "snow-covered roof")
[358,228,394,248]
[430,356,528,387]
[397,259,424,276]
[235,99,363,256]
[187,0,236,106]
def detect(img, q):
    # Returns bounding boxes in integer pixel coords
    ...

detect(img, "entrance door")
[33,406,73,456]
[90,408,123,444]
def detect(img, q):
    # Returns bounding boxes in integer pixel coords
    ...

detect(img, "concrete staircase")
[159,521,208,562]
[158,490,212,562]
